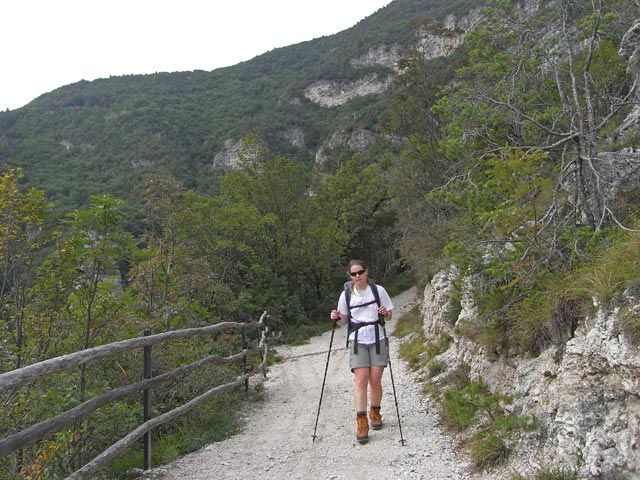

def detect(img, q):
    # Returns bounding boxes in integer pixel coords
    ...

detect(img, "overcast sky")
[1,0,394,111]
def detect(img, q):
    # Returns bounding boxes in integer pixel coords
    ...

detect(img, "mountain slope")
[0,0,481,220]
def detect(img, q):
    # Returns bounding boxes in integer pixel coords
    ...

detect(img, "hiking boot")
[356,414,369,443]
[369,406,383,430]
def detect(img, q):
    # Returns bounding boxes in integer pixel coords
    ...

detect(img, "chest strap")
[348,319,384,354]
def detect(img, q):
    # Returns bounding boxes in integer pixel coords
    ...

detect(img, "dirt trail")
[142,288,471,480]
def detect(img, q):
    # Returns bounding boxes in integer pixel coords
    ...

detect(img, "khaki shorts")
[349,340,389,371]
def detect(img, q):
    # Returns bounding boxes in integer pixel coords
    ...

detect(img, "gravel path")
[142,288,471,480]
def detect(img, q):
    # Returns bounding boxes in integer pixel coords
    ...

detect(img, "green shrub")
[620,306,640,346]
[468,429,508,468]
[441,381,488,430]
[427,359,446,378]
[437,365,471,392]
[424,333,452,359]
[393,306,423,338]
[399,334,426,371]
[444,280,463,324]
[438,377,537,472]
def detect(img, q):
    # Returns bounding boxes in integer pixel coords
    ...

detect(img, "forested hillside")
[2,0,639,478]
[0,0,476,226]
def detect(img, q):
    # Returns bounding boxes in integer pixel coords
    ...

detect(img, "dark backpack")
[343,281,385,354]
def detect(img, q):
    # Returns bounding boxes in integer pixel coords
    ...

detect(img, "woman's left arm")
[378,286,394,320]
[377,305,392,320]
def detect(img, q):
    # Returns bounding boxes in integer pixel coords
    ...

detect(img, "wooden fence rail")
[0,317,267,391]
[0,311,270,480]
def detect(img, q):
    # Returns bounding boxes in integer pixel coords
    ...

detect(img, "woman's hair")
[347,259,373,287]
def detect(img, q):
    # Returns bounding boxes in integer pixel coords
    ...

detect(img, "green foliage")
[1,123,396,477]
[392,306,423,338]
[0,0,467,225]
[620,308,640,346]
[555,226,640,346]
[399,334,426,371]
[426,358,446,378]
[103,388,261,478]
[395,306,428,370]
[1,0,639,476]
[467,429,508,469]
[563,228,640,303]
[0,167,53,371]
[441,378,493,430]
[439,378,535,471]
[424,333,453,360]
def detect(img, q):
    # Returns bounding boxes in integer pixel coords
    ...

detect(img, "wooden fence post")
[241,314,249,393]
[143,329,152,471]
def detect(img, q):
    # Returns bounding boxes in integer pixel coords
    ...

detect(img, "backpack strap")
[344,282,385,354]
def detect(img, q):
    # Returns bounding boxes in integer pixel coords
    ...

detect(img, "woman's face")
[348,264,367,285]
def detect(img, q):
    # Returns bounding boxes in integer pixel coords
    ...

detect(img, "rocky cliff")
[213,7,477,169]
[419,265,639,479]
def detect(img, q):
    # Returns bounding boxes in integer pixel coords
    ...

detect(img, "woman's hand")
[330,310,341,322]
[378,306,391,319]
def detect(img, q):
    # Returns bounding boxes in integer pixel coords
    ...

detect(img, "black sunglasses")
[349,269,366,277]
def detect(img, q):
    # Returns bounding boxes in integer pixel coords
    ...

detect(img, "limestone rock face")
[314,129,378,165]
[351,44,403,70]
[591,151,640,204]
[420,268,640,479]
[303,73,393,108]
[415,25,465,61]
[281,127,305,148]
[212,138,244,169]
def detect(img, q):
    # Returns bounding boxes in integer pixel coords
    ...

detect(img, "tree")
[31,195,135,399]
[129,174,186,331]
[0,168,52,371]
[432,0,637,234]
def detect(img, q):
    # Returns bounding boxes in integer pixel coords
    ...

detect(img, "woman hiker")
[330,260,394,443]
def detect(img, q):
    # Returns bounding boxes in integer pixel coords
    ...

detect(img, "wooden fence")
[0,312,269,480]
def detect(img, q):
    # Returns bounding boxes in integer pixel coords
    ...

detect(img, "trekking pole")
[381,323,406,446]
[312,320,337,442]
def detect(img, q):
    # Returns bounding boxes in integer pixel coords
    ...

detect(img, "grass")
[394,306,428,370]
[459,224,640,356]
[620,307,640,345]
[392,306,423,338]
[434,375,536,472]
[102,376,265,478]
[467,430,508,469]
[440,378,491,430]
[426,358,446,377]
[280,320,334,345]
[424,332,452,359]
[399,334,426,371]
